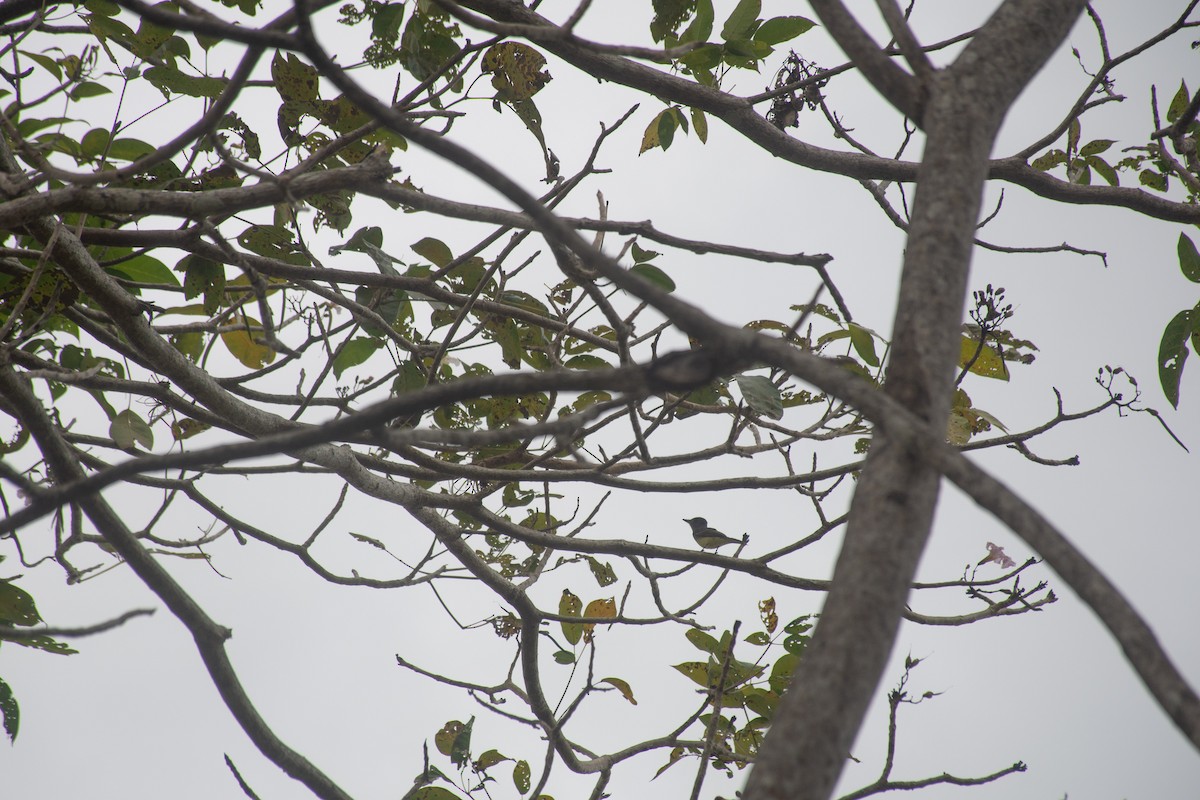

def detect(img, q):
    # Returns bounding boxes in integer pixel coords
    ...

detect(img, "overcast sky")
[2,2,1198,799]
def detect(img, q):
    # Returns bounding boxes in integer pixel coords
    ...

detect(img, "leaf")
[768,652,799,694]
[1179,233,1200,283]
[108,253,178,286]
[686,628,721,653]
[744,631,771,646]
[651,0,697,42]
[847,323,880,367]
[1030,148,1066,171]
[1086,155,1118,187]
[673,660,713,686]
[1066,117,1080,156]
[142,65,227,99]
[110,409,153,451]
[601,677,638,705]
[170,418,210,440]
[721,0,761,40]
[679,0,714,45]
[630,263,675,292]
[691,107,708,143]
[0,677,17,743]
[958,336,1010,381]
[433,718,473,767]
[657,108,677,150]
[582,597,616,640]
[271,52,320,104]
[1139,169,1168,192]
[559,589,583,645]
[513,760,531,794]
[553,649,576,664]
[411,788,464,800]
[412,237,454,268]
[474,749,510,771]
[1159,309,1193,408]
[734,374,783,419]
[640,109,675,154]
[1079,138,1114,156]
[0,581,40,626]
[1167,80,1191,124]
[753,16,814,45]
[221,317,276,370]
[630,242,659,263]
[332,336,383,378]
[237,224,310,266]
[585,556,617,586]
[482,42,551,101]
[653,747,686,780]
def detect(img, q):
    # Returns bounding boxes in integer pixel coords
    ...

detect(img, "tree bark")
[745,2,1089,798]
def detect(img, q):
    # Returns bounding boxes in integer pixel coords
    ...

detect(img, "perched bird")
[683,517,747,550]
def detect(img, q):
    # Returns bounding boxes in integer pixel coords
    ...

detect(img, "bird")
[683,517,747,550]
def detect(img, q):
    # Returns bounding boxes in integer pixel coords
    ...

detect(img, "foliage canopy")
[0,1,1198,799]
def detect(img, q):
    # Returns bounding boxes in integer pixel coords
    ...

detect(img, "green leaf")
[679,0,714,45]
[482,42,551,101]
[559,589,583,645]
[630,263,676,292]
[1139,169,1168,192]
[110,409,153,451]
[585,556,617,586]
[271,52,320,104]
[332,336,383,378]
[1159,309,1193,408]
[690,107,708,143]
[721,0,760,40]
[19,50,62,80]
[847,323,880,367]
[0,677,17,743]
[722,37,772,60]
[553,649,576,664]
[0,582,40,626]
[680,42,723,72]
[768,652,799,694]
[412,237,454,267]
[1066,118,1080,156]
[220,316,276,370]
[1167,80,1191,124]
[686,628,721,654]
[673,660,713,686]
[433,718,473,767]
[1086,156,1118,187]
[650,0,695,43]
[1079,138,1114,156]
[744,631,771,646]
[237,224,310,266]
[513,760,531,794]
[81,127,111,159]
[142,65,227,99]
[601,676,638,705]
[108,253,178,286]
[753,16,814,45]
[657,108,677,150]
[474,749,510,771]
[958,336,1010,381]
[411,788,464,800]
[70,81,112,101]
[106,137,156,162]
[734,374,783,419]
[179,255,225,314]
[1031,149,1066,171]
[1179,233,1200,283]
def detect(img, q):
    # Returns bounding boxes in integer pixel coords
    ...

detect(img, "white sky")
[2,2,1198,799]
